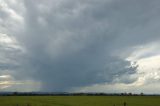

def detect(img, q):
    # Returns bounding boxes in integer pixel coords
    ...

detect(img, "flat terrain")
[0,96,160,106]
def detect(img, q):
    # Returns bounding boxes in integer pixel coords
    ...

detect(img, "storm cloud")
[0,0,160,93]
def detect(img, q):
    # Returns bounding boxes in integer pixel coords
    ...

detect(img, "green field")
[0,96,160,106]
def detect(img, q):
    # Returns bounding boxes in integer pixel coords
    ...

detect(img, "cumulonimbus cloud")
[0,0,160,92]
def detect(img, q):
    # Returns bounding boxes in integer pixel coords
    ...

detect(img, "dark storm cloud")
[19,0,138,91]
[1,0,160,91]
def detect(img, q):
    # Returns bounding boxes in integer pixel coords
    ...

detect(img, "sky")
[0,0,160,93]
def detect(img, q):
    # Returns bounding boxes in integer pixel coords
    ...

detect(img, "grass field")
[0,96,160,106]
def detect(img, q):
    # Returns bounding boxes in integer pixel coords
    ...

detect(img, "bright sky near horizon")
[0,0,160,93]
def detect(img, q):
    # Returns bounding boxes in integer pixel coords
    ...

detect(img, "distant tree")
[121,93,124,96]
[128,92,132,96]
[13,92,18,95]
[140,92,144,96]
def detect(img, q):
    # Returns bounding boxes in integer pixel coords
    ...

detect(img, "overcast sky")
[0,0,160,93]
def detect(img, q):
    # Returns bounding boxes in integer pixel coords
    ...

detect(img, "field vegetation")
[0,96,159,106]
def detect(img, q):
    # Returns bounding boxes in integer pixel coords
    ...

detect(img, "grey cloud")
[1,0,160,92]
[17,0,139,91]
